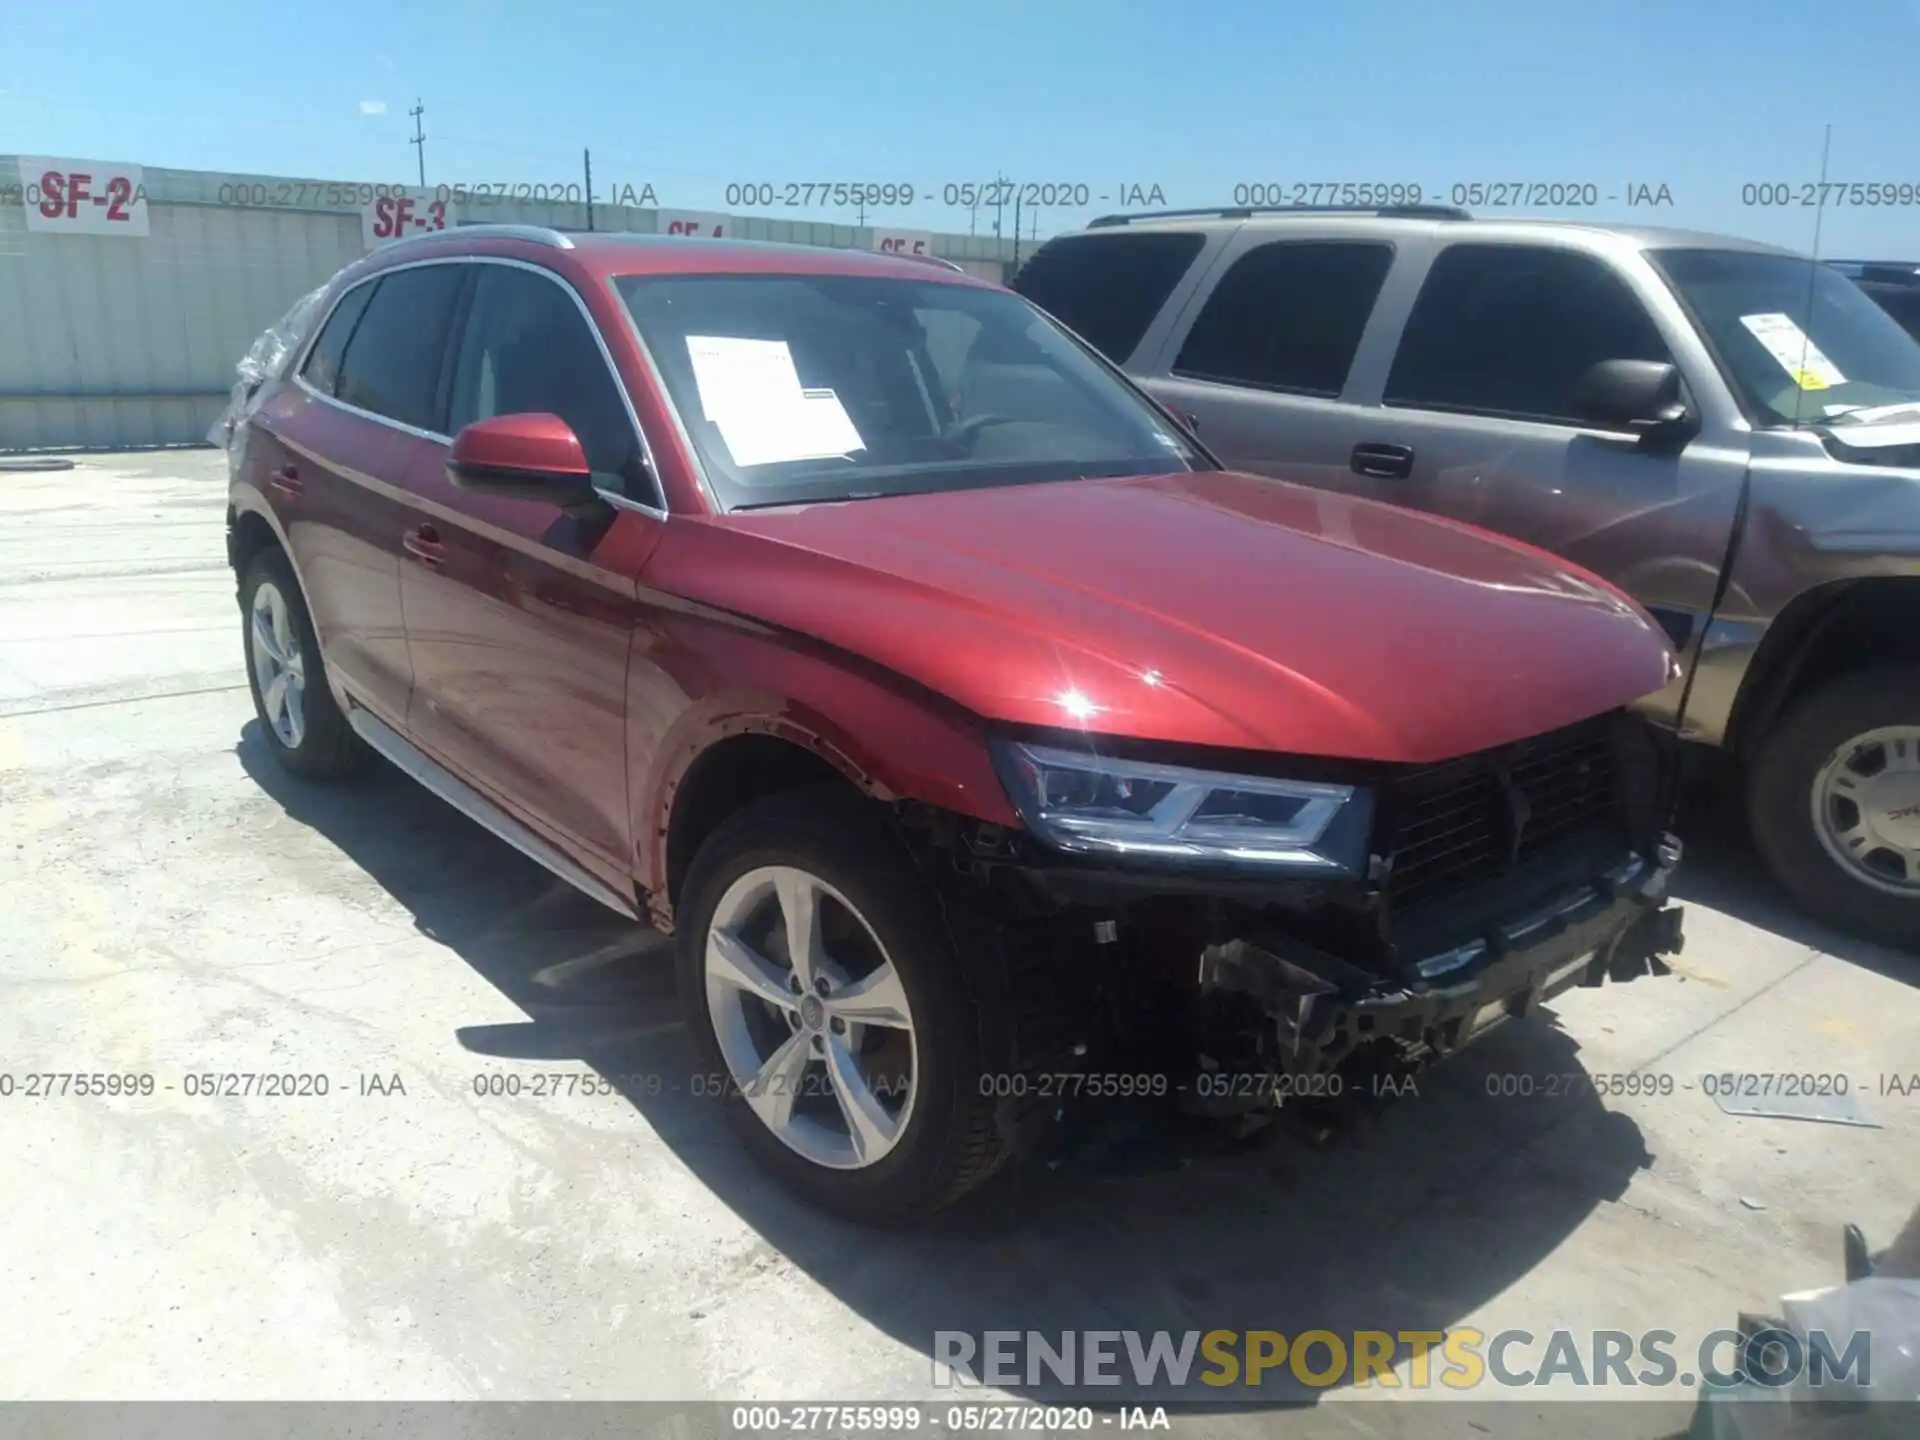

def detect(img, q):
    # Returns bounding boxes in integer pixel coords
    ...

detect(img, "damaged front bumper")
[1187,835,1686,1112]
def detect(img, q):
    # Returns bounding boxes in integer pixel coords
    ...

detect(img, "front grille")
[1382,716,1626,915]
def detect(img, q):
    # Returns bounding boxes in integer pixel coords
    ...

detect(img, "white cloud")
[359,99,388,116]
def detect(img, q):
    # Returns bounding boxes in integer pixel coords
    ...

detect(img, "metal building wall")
[0,159,1022,451]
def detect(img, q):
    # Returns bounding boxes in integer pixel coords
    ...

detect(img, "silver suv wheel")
[1812,725,1920,893]
[249,579,307,749]
[703,864,919,1170]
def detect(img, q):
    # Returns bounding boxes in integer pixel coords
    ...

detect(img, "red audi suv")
[227,223,1685,1222]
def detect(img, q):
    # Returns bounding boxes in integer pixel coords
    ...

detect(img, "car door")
[1138,236,1400,496]
[398,259,665,891]
[246,265,464,728]
[1336,241,1751,682]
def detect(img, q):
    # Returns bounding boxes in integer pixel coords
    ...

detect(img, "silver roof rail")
[1087,204,1471,228]
[389,222,575,250]
[895,251,966,273]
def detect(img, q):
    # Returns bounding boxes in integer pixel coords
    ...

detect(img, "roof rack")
[1086,204,1471,229]
[391,222,574,250]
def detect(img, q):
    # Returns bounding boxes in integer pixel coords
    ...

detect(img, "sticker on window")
[1739,312,1848,390]
[685,335,865,467]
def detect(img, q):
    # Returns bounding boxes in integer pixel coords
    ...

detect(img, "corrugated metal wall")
[0,159,1023,451]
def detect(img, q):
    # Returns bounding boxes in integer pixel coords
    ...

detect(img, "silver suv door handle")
[1351,443,1415,480]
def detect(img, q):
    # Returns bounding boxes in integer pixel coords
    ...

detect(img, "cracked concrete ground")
[1,451,1915,1437]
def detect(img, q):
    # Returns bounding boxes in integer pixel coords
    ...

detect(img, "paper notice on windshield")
[685,335,865,466]
[1740,312,1848,390]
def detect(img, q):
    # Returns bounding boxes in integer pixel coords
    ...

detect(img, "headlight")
[992,740,1374,874]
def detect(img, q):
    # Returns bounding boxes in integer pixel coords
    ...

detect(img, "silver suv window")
[1172,240,1394,397]
[1009,232,1204,362]
[1384,244,1670,426]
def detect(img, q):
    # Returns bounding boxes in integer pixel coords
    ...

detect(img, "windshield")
[613,272,1205,510]
[1649,248,1920,427]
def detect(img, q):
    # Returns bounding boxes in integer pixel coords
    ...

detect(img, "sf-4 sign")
[361,190,456,250]
[19,157,150,237]
[657,210,730,238]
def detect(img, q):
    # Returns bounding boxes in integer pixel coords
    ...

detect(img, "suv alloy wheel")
[675,788,1006,1223]
[239,549,369,781]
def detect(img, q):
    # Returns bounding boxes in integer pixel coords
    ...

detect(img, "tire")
[675,786,1007,1224]
[1747,666,1920,950]
[240,547,370,781]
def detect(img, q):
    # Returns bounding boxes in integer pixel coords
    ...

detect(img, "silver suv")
[1014,206,1920,947]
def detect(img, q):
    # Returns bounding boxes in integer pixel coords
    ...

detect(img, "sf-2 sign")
[19,157,150,237]
[362,190,457,250]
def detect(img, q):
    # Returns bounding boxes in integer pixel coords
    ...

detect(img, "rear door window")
[299,282,376,397]
[1172,241,1394,396]
[1010,232,1204,363]
[333,264,468,432]
[1385,244,1669,424]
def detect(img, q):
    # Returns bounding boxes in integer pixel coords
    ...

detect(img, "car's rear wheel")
[676,787,1006,1224]
[240,548,369,780]
[1748,666,1920,950]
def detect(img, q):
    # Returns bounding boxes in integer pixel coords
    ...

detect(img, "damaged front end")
[902,708,1687,1153]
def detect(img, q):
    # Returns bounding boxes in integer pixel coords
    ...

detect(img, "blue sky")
[4,0,1919,254]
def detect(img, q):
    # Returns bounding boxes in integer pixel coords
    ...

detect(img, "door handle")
[269,464,304,497]
[1350,442,1415,480]
[402,524,446,568]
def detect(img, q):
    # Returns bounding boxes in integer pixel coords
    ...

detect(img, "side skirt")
[344,706,640,920]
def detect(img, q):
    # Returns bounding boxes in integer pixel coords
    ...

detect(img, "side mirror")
[1567,360,1698,450]
[446,413,602,507]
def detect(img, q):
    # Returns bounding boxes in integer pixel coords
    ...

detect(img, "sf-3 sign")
[18,156,150,237]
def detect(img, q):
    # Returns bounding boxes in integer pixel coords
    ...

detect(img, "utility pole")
[992,171,1007,237]
[409,100,427,187]
[1011,189,1022,269]
[583,148,595,231]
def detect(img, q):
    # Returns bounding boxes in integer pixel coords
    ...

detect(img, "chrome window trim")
[288,254,670,520]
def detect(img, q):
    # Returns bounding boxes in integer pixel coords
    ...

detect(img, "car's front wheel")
[240,548,369,780]
[676,787,1006,1224]
[1748,666,1920,950]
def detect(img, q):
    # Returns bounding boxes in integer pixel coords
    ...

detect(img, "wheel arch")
[1727,577,1920,762]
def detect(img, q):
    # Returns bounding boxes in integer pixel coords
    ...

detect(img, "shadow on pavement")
[1670,779,1916,985]
[241,724,1677,1415]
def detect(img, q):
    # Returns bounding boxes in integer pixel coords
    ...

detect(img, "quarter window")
[299,282,376,397]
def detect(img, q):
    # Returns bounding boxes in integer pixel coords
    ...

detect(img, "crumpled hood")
[655,470,1675,764]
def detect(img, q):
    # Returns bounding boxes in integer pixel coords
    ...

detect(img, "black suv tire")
[1748,666,1920,951]
[676,786,1007,1224]
[240,548,370,781]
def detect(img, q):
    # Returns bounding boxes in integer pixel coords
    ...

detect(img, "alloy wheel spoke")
[746,1030,813,1134]
[708,928,797,1011]
[271,598,295,658]
[262,672,288,724]
[822,961,912,1029]
[776,870,823,991]
[251,610,284,667]
[283,677,305,742]
[824,1034,897,1163]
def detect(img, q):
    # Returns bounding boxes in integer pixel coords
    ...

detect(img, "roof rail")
[390,222,574,250]
[1086,204,1471,229]
[895,251,967,273]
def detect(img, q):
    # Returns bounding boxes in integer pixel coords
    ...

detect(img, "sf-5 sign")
[19,156,150,237]
[362,190,457,249]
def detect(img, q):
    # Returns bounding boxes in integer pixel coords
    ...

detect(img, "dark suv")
[228,223,1684,1222]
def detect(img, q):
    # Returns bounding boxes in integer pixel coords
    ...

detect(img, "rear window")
[1010,232,1204,364]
